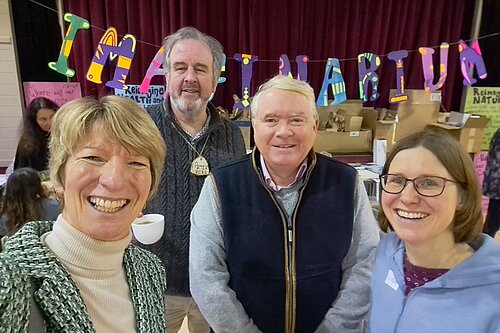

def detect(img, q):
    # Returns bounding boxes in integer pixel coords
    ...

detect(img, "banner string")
[28,0,500,63]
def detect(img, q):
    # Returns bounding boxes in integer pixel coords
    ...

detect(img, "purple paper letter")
[86,27,137,90]
[459,40,487,86]
[419,43,449,92]
[388,50,408,103]
[358,53,380,102]
[233,53,258,110]
[279,54,309,81]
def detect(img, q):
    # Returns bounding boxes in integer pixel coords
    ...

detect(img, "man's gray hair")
[162,27,223,83]
[251,75,319,121]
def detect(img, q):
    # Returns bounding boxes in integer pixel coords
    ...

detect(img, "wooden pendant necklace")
[171,123,211,176]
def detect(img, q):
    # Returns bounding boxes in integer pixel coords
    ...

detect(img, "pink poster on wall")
[473,151,490,217]
[23,82,82,107]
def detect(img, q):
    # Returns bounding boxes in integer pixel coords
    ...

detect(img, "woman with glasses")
[367,129,500,333]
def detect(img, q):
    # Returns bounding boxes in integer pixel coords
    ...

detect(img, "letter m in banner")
[86,27,137,90]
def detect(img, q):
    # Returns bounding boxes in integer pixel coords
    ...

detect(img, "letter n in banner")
[279,54,309,82]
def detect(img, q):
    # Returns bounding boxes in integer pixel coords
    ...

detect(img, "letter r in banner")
[358,53,380,103]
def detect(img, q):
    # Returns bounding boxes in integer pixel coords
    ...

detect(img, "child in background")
[0,167,59,239]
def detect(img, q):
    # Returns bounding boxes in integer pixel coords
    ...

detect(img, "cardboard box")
[390,89,440,141]
[234,120,252,151]
[429,115,490,152]
[360,108,397,151]
[343,115,363,132]
[314,129,372,154]
[317,100,363,126]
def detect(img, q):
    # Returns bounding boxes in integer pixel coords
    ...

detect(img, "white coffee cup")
[131,214,164,245]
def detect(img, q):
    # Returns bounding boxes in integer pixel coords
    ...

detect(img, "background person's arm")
[190,176,262,333]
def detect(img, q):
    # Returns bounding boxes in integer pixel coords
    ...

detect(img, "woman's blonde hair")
[49,95,166,202]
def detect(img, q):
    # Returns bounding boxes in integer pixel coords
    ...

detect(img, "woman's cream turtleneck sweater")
[42,215,136,333]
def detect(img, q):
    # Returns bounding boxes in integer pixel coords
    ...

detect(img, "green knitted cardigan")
[0,221,166,333]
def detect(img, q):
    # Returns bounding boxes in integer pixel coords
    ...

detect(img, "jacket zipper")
[255,151,315,333]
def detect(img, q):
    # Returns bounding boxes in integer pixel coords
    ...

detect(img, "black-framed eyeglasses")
[379,174,457,197]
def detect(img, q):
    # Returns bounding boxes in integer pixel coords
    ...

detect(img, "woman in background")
[483,129,500,238]
[368,129,500,333]
[14,97,59,172]
[0,167,59,239]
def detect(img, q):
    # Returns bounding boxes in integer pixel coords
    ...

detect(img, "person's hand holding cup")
[131,214,164,245]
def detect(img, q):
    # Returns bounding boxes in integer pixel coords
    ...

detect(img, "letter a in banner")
[140,47,165,94]
[317,58,346,107]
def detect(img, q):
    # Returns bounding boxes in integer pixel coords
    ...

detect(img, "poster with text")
[463,87,500,151]
[473,152,490,217]
[23,82,82,107]
[114,84,165,108]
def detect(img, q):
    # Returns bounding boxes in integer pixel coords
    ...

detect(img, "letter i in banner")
[48,13,90,78]
[388,50,408,103]
[358,53,380,103]
[234,53,258,110]
[317,58,346,106]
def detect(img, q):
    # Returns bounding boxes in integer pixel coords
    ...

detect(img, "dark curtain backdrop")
[62,0,475,112]
[477,0,500,87]
[12,0,62,82]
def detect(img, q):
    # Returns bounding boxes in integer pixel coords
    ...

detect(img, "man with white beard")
[139,27,246,333]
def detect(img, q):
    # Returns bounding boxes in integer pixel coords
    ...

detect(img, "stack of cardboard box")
[314,100,372,154]
[429,112,490,153]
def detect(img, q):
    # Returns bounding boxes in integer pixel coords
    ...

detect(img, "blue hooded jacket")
[368,232,500,333]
